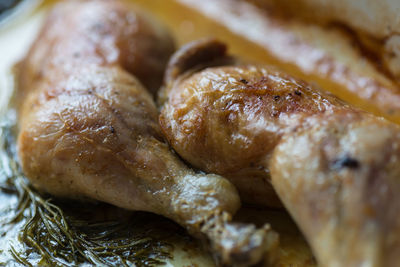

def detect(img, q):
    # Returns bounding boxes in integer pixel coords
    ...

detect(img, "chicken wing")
[17,2,278,266]
[159,39,400,267]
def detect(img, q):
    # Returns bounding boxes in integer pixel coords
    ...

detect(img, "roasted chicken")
[17,0,174,98]
[16,1,278,266]
[159,39,400,267]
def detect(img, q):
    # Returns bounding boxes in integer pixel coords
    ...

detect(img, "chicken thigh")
[159,39,400,267]
[17,2,278,266]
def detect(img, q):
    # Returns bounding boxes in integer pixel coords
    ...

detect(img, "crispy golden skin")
[160,39,400,266]
[17,2,278,266]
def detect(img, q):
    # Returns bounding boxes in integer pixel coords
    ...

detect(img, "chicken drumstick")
[159,39,400,267]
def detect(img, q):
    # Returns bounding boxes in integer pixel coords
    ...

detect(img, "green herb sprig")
[0,112,185,266]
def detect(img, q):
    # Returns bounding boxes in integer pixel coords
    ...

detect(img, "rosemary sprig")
[0,113,184,266]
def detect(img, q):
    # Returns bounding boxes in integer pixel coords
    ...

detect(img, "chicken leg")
[17,2,278,266]
[159,39,400,267]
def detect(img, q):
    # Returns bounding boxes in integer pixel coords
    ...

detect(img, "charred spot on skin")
[109,126,115,134]
[239,78,249,84]
[273,95,280,101]
[294,90,302,96]
[333,156,360,170]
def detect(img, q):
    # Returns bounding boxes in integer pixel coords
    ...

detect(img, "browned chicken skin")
[17,0,174,98]
[159,39,400,267]
[17,2,278,266]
